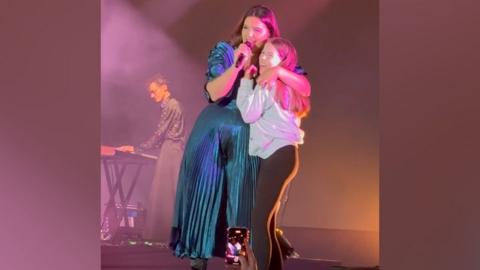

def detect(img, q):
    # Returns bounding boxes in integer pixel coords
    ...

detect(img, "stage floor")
[101,243,341,270]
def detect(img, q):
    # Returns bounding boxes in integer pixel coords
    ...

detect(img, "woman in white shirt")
[236,37,310,270]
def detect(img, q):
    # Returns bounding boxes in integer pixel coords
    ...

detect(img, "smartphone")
[225,227,249,265]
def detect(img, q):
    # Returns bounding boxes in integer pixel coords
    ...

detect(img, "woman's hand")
[116,145,134,153]
[234,43,253,70]
[238,241,258,270]
[225,240,257,270]
[257,66,280,90]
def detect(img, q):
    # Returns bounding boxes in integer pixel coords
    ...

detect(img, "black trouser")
[252,145,299,270]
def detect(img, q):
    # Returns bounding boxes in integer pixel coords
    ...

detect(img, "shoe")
[276,228,300,260]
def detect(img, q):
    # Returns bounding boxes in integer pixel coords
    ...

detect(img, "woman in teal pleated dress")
[170,5,311,270]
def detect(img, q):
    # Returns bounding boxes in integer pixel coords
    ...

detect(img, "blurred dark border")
[1,0,479,269]
[380,0,480,269]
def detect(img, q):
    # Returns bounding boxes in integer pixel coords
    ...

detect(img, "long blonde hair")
[268,38,310,118]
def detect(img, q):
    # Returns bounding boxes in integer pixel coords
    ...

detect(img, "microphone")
[235,41,253,68]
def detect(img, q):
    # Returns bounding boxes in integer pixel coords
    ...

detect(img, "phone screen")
[225,227,249,265]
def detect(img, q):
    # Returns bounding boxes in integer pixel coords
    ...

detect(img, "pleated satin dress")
[170,41,260,259]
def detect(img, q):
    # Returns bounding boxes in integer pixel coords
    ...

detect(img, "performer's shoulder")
[209,40,234,54]
[213,40,233,49]
[167,98,183,112]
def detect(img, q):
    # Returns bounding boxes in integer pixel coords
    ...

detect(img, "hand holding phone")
[225,227,249,265]
[238,240,257,270]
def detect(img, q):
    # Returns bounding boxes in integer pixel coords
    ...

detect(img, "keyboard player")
[117,75,185,245]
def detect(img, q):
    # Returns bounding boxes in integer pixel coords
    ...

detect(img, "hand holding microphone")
[234,41,253,69]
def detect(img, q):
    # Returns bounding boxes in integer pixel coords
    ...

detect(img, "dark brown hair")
[229,5,280,47]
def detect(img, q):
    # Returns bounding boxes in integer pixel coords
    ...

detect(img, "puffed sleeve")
[203,41,234,102]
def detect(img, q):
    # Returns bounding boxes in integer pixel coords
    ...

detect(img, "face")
[241,16,270,50]
[148,81,168,103]
[259,42,282,74]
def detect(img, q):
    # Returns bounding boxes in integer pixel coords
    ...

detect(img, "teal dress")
[170,41,260,259]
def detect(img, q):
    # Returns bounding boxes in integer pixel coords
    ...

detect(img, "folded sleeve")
[236,79,268,124]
